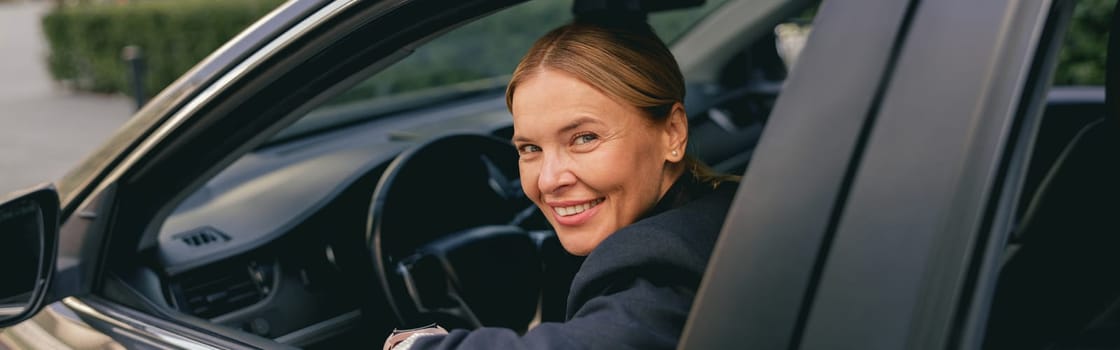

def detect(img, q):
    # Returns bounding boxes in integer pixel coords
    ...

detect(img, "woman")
[384,20,738,350]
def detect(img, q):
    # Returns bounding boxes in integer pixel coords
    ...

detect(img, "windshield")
[270,0,730,144]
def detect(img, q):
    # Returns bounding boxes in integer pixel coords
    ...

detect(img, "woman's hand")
[383,324,448,350]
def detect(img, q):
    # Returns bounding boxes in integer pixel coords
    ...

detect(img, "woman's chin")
[559,241,595,256]
[555,227,609,256]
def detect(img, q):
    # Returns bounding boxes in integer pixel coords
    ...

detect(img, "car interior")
[983,0,1120,348]
[88,0,807,347]
[77,0,1119,348]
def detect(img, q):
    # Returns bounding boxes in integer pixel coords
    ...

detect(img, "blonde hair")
[506,21,737,188]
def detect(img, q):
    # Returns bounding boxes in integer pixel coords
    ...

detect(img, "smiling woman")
[383,20,740,350]
[509,21,739,257]
[512,66,688,256]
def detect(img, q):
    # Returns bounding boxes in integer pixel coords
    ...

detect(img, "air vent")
[174,262,271,319]
[173,227,229,247]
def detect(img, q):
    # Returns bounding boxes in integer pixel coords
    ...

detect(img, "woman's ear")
[663,102,688,163]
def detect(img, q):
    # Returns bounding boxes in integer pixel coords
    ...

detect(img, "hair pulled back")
[506,21,683,120]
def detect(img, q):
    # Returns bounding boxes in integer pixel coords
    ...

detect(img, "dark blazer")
[411,174,738,350]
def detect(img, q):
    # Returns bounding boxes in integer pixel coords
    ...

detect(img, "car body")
[0,0,1115,349]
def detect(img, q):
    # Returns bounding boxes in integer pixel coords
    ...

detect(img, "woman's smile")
[549,198,605,225]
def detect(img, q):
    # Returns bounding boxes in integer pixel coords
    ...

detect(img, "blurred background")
[0,0,1114,195]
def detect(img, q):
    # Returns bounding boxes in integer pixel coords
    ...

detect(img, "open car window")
[154,0,813,270]
[135,0,818,344]
[156,0,754,254]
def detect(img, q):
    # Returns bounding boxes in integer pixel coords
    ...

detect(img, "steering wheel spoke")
[396,252,485,329]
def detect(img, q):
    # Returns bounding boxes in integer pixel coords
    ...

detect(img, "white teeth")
[555,199,602,217]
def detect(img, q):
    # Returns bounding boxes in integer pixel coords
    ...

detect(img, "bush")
[1054,0,1115,85]
[41,0,283,98]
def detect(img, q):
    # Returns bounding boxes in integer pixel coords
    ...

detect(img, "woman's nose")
[538,152,576,194]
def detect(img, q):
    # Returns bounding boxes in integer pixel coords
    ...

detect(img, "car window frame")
[796,0,1061,347]
[682,0,920,347]
[682,0,1067,348]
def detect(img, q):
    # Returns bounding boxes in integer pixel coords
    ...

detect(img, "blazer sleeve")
[406,276,692,350]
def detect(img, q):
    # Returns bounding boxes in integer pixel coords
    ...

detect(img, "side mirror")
[0,186,59,328]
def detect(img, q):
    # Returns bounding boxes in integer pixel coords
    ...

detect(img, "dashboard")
[150,95,516,342]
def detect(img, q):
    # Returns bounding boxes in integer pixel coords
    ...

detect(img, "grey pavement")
[0,0,134,195]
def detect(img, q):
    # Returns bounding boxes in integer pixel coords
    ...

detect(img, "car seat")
[982,2,1120,348]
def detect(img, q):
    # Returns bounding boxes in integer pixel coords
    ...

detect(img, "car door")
[5,0,804,348]
[683,0,1072,348]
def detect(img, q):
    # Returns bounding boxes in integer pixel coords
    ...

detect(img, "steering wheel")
[367,133,542,331]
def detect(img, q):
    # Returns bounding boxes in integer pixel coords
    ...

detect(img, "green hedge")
[41,0,283,98]
[1054,0,1114,85]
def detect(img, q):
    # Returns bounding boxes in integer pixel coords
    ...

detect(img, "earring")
[672,150,679,156]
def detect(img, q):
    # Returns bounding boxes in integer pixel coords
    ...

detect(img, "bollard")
[121,45,147,111]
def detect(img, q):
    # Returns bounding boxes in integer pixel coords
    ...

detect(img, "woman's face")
[511,69,685,256]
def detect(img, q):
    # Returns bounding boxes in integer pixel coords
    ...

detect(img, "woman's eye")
[518,144,541,154]
[574,133,598,145]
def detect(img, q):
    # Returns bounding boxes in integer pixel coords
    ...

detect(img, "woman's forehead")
[510,72,644,138]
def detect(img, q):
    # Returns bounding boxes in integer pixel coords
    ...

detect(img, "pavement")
[0,0,134,195]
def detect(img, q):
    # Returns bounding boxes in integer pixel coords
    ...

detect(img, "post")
[121,45,146,110]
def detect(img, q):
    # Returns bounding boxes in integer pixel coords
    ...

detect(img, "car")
[1,0,1117,348]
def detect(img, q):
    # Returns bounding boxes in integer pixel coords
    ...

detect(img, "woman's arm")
[388,277,692,350]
